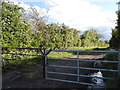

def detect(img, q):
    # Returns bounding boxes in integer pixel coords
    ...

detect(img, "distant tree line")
[2,1,109,51]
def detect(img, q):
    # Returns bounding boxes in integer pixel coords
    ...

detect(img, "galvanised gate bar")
[45,50,120,87]
[2,47,120,88]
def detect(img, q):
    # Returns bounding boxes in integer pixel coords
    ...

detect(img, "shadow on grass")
[93,47,110,50]
[2,56,42,73]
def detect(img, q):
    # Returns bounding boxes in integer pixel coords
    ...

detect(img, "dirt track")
[2,53,105,89]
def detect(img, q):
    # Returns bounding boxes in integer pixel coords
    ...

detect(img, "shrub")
[102,53,119,88]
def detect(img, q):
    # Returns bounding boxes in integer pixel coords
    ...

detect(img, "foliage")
[46,23,81,49]
[1,1,34,65]
[2,55,42,73]
[102,53,118,88]
[2,1,108,50]
[27,7,108,49]
[2,1,109,71]
[2,1,32,48]
[110,12,120,50]
[28,6,49,48]
[81,30,108,47]
[110,29,119,49]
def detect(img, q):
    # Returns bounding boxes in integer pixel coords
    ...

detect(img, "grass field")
[3,46,109,72]
[47,47,99,58]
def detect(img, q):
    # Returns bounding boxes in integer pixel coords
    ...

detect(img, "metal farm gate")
[2,47,120,88]
[43,50,120,88]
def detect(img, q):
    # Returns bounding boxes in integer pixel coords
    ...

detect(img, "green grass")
[47,47,96,58]
[2,56,42,72]
[67,47,100,50]
[3,46,110,73]
[48,52,73,58]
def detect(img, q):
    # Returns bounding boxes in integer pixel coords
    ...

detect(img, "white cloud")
[80,0,118,3]
[47,0,116,29]
[4,0,119,3]
[7,0,44,11]
[46,0,117,39]
[5,0,31,10]
[6,0,117,40]
[6,0,48,17]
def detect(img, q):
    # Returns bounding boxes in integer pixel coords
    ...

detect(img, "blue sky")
[23,1,118,13]
[24,2,47,8]
[11,0,119,40]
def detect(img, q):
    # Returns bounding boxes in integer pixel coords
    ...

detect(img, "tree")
[1,1,33,62]
[58,23,81,49]
[44,23,81,49]
[46,23,63,49]
[109,29,119,48]
[110,12,120,49]
[81,30,103,47]
[116,12,120,49]
[28,6,51,49]
[2,1,32,48]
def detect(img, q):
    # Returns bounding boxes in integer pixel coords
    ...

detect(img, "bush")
[102,53,119,88]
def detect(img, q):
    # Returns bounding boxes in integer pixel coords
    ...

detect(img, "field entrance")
[2,48,119,88]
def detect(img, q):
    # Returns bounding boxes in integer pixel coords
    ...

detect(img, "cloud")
[6,0,31,10]
[79,0,118,3]
[46,0,117,39]
[7,0,117,40]
[5,0,119,3]
[7,0,48,16]
[47,0,116,29]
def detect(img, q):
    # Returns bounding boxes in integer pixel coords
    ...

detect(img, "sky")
[9,0,119,40]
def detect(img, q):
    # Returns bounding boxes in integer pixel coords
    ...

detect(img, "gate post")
[118,51,120,77]
[43,49,47,79]
[77,51,80,82]
[38,48,52,79]
[118,51,120,88]
[118,52,120,77]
